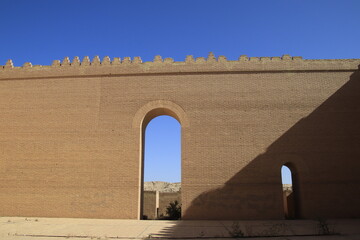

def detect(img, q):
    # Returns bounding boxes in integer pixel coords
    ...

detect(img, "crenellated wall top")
[0,53,359,80]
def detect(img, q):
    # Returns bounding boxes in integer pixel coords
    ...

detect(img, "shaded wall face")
[142,191,181,219]
[143,191,156,219]
[182,71,360,220]
[183,70,360,219]
[159,192,181,218]
[0,70,359,219]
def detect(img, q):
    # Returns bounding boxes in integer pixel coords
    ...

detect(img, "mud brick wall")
[159,192,181,218]
[143,191,156,219]
[0,54,359,219]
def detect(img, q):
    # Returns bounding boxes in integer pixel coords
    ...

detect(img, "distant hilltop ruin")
[144,182,291,193]
[144,181,181,193]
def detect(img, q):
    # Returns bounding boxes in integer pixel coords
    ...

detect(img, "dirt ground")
[1,217,359,240]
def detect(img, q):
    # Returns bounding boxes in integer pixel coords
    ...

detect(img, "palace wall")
[0,54,359,219]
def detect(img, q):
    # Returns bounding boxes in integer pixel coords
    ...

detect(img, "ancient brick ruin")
[0,53,359,220]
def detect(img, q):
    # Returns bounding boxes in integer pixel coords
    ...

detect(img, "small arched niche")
[281,163,298,219]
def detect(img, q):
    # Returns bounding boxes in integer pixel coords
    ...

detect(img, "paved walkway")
[0,217,359,240]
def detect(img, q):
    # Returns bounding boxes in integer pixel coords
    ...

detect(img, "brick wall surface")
[143,191,156,219]
[0,54,359,220]
[142,191,181,219]
[159,192,181,218]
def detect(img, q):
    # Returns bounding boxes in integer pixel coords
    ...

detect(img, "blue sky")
[1,0,359,66]
[1,0,359,183]
[144,116,181,182]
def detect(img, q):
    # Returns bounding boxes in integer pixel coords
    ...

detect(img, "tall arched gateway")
[0,54,359,220]
[133,100,189,219]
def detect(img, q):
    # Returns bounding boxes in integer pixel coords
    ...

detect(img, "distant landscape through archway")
[141,114,181,220]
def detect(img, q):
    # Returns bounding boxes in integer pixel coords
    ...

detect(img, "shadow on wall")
[182,69,360,220]
[142,67,360,238]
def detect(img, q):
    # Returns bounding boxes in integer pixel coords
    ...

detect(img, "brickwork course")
[0,53,359,220]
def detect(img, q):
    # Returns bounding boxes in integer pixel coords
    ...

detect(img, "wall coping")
[1,53,359,80]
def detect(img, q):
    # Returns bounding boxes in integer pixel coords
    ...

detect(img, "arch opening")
[139,108,182,220]
[281,164,298,219]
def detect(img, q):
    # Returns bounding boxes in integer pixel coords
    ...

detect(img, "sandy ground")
[0,217,359,240]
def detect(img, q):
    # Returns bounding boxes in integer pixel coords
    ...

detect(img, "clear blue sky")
[1,1,359,183]
[144,116,181,182]
[1,0,359,66]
